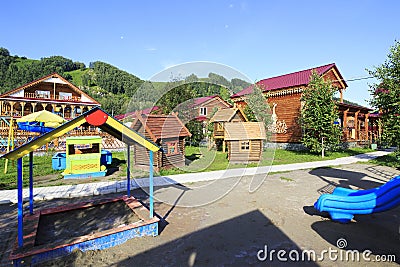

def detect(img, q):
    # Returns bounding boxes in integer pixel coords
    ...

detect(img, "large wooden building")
[230,63,374,144]
[131,113,191,171]
[0,73,129,153]
[0,73,100,123]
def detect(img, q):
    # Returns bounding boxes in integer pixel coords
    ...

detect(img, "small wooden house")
[210,108,247,139]
[224,122,266,163]
[131,113,191,171]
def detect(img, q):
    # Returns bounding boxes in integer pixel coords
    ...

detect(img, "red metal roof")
[193,95,218,106]
[231,63,340,98]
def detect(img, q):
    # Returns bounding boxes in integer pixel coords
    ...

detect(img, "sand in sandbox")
[35,200,141,246]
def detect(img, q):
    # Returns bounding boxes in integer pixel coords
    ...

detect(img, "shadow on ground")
[116,210,318,266]
[307,167,400,264]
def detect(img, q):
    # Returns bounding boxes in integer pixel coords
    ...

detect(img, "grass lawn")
[0,146,385,190]
[368,150,400,168]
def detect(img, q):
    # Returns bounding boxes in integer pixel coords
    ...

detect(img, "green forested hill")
[0,47,250,116]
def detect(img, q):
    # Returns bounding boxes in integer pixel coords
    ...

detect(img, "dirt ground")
[1,163,399,266]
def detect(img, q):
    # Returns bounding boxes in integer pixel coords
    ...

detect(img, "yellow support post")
[4,118,14,174]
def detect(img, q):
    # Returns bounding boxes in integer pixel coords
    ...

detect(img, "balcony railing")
[0,111,79,119]
[24,92,81,102]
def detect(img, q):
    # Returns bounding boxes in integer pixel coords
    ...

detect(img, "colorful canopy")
[16,110,67,128]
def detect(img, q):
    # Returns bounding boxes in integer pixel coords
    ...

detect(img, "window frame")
[240,140,250,151]
[199,107,207,116]
[166,141,179,156]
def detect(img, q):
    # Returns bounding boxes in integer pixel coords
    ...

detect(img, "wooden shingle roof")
[134,113,191,142]
[210,108,247,122]
[224,122,266,141]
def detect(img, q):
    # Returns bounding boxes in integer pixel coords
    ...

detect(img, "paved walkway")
[0,149,395,204]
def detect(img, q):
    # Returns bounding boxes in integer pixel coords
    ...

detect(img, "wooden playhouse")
[0,107,161,265]
[224,122,266,163]
[131,113,191,171]
[209,107,247,151]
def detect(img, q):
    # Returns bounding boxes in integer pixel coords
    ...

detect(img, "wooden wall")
[201,98,230,119]
[227,140,262,162]
[268,92,302,143]
[133,123,186,170]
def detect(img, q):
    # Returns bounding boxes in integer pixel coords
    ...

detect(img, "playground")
[0,162,399,266]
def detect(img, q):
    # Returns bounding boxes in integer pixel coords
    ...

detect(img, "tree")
[243,83,271,126]
[300,71,341,157]
[368,40,400,147]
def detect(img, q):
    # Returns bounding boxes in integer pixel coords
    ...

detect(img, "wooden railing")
[24,92,81,102]
[0,111,76,119]
[341,129,379,143]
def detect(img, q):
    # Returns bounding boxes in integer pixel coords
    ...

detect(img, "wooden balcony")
[24,92,81,102]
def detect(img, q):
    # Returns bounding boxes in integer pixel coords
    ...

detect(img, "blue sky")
[1,0,399,107]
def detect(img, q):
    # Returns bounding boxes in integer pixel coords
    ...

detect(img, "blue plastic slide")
[314,175,400,223]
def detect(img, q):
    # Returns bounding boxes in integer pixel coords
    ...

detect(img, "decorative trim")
[264,87,304,97]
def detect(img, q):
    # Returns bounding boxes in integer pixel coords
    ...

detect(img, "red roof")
[193,95,218,106]
[231,63,342,98]
[115,106,160,120]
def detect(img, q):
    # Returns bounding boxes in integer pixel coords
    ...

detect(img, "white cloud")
[145,47,157,51]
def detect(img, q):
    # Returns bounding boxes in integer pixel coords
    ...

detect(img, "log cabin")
[131,113,191,171]
[224,122,266,163]
[209,107,247,151]
[230,63,375,146]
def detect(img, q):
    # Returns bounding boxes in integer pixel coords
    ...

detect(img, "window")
[59,92,72,100]
[35,90,50,99]
[217,122,223,131]
[200,107,207,116]
[166,142,178,155]
[240,141,250,151]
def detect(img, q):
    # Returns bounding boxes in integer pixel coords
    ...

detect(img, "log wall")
[227,140,262,162]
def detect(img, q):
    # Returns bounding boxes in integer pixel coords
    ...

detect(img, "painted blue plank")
[29,151,33,215]
[18,222,159,266]
[149,150,154,218]
[17,157,23,248]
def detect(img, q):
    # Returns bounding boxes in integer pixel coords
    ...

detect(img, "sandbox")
[9,196,159,266]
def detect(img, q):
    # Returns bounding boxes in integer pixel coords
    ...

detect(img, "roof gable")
[133,113,192,142]
[0,73,100,104]
[231,63,346,98]
[210,108,247,122]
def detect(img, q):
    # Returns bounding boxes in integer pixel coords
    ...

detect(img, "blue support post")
[149,150,154,218]
[29,151,33,215]
[127,145,130,197]
[17,157,23,248]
